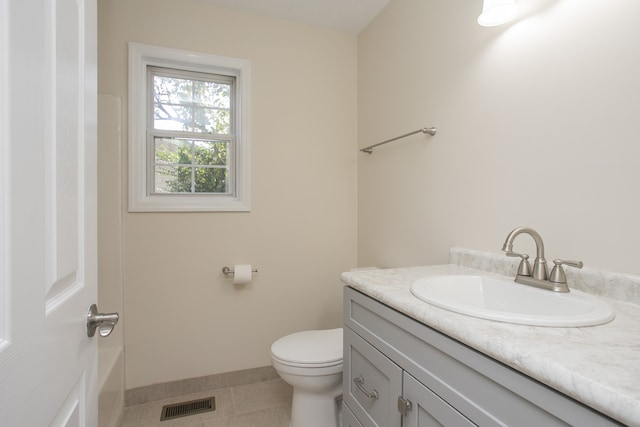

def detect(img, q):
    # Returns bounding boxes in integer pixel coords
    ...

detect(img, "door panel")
[0,0,98,425]
[50,375,86,427]
[46,0,83,309]
[403,373,475,427]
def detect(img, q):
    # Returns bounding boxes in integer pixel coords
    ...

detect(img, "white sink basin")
[410,275,615,327]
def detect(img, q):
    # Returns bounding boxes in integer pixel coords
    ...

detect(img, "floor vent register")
[160,396,216,421]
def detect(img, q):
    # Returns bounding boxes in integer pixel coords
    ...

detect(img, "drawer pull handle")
[354,375,379,400]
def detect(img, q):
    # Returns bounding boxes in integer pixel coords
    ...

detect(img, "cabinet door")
[344,327,403,427]
[403,372,476,427]
[343,402,365,427]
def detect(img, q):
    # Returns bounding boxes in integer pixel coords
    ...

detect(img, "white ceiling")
[194,0,390,34]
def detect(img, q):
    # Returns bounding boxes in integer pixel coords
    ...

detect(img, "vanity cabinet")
[342,400,364,427]
[344,326,473,426]
[343,286,622,427]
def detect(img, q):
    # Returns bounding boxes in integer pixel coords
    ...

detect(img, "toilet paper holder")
[222,266,259,275]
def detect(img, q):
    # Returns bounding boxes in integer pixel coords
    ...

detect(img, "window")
[128,43,251,211]
[149,67,234,195]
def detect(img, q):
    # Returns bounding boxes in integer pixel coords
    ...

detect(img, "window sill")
[128,193,250,212]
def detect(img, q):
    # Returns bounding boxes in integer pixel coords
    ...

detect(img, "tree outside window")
[148,67,234,194]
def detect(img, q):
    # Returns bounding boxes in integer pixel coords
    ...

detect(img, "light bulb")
[478,0,518,27]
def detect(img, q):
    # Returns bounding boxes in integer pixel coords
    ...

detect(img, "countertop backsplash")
[449,247,640,305]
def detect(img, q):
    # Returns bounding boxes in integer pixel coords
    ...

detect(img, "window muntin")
[147,67,235,195]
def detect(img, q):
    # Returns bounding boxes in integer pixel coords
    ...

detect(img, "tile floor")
[121,378,293,427]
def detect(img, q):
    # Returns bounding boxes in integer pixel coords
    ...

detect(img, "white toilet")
[271,328,343,427]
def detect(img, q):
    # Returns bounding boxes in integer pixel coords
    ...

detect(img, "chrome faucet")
[501,227,582,293]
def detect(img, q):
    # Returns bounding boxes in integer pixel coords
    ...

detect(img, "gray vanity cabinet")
[402,372,476,426]
[344,326,471,426]
[343,286,623,427]
[344,326,402,426]
[342,396,365,427]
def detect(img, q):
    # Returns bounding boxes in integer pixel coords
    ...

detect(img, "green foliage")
[155,139,229,193]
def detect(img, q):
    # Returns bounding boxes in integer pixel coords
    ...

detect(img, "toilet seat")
[270,328,343,367]
[271,356,343,377]
[271,354,342,369]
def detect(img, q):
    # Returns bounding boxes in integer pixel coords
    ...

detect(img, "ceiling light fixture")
[478,0,518,27]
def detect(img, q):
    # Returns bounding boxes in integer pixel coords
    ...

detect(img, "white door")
[0,0,100,425]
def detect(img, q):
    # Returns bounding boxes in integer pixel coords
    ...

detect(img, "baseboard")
[125,365,279,406]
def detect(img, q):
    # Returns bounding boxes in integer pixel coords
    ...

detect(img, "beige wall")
[100,0,640,391]
[358,0,640,275]
[98,0,358,389]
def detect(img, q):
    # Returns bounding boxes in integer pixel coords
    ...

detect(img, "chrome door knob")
[86,304,119,337]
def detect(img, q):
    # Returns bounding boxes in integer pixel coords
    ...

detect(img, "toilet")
[271,328,343,427]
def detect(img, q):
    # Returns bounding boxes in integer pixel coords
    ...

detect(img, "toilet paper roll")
[233,264,253,285]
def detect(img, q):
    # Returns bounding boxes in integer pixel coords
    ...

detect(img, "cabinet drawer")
[344,327,402,427]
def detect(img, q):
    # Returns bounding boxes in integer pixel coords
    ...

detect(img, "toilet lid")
[271,328,343,365]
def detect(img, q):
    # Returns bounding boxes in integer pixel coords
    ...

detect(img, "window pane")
[153,73,231,134]
[154,75,192,105]
[155,137,192,164]
[154,165,193,193]
[153,137,230,194]
[154,104,194,132]
[193,80,231,108]
[191,106,226,134]
[194,167,228,193]
[193,140,228,166]
[211,109,230,134]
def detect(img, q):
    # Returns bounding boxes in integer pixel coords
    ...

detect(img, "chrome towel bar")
[360,126,437,154]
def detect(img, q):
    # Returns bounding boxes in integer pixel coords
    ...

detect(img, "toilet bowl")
[271,328,343,427]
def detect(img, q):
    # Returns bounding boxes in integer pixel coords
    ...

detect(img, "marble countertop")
[341,263,640,427]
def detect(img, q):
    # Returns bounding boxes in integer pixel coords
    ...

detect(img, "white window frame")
[128,42,251,212]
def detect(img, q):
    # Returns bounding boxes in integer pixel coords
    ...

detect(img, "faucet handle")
[505,251,532,277]
[553,259,583,269]
[549,259,583,284]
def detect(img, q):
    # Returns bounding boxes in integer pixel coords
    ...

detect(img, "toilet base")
[289,385,342,427]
